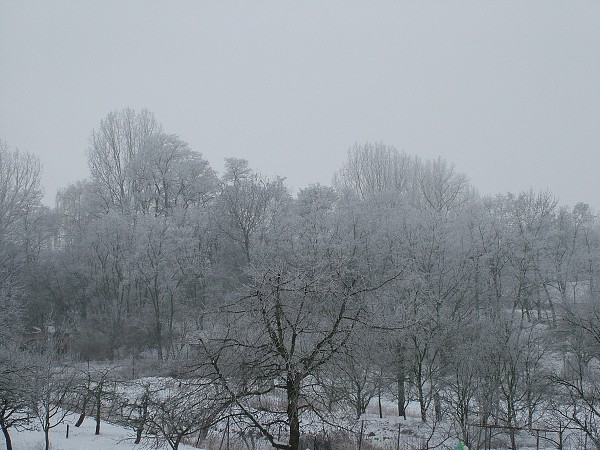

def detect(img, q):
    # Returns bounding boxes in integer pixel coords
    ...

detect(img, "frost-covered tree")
[29,350,75,450]
[128,133,217,215]
[333,142,417,199]
[197,264,365,450]
[134,215,183,360]
[83,212,137,358]
[0,142,43,238]
[146,378,228,450]
[86,108,161,212]
[217,158,288,264]
[0,349,33,450]
[195,186,399,450]
[551,302,600,449]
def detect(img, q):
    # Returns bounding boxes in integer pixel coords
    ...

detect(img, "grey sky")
[1,1,599,209]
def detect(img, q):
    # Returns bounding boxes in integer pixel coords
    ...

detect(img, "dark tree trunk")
[397,372,406,419]
[396,344,407,420]
[378,386,383,419]
[509,427,517,450]
[95,390,102,435]
[75,396,88,427]
[434,392,442,422]
[287,372,301,450]
[75,412,86,427]
[173,434,182,450]
[135,391,149,444]
[416,369,427,423]
[1,419,13,450]
[156,319,163,360]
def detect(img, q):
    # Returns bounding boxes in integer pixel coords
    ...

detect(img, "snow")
[9,413,203,450]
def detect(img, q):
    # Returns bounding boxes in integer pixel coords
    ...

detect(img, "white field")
[9,413,202,450]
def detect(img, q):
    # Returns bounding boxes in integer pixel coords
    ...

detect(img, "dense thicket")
[2,113,600,450]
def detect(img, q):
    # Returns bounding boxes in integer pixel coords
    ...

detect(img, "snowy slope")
[9,413,203,450]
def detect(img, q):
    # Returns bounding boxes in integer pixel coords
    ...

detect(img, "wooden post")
[66,424,69,439]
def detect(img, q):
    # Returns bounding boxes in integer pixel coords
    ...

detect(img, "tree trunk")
[418,390,426,422]
[397,372,406,419]
[355,393,362,420]
[95,391,102,435]
[378,385,383,419]
[45,408,51,450]
[75,396,88,427]
[287,373,301,450]
[1,420,13,450]
[135,391,149,444]
[173,434,182,450]
[156,320,163,360]
[244,234,251,263]
[416,368,426,422]
[509,427,516,450]
[434,392,442,422]
[75,411,86,427]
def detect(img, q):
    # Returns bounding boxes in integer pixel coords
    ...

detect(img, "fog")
[1,1,598,208]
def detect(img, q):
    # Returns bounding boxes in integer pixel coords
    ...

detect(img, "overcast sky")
[1,1,599,209]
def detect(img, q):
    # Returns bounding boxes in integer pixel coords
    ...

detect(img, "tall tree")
[0,142,43,238]
[196,186,394,450]
[333,142,417,199]
[86,108,161,212]
[551,302,600,449]
[128,133,217,215]
[217,158,287,263]
[30,350,75,450]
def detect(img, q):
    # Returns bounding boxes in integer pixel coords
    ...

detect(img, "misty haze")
[1,2,600,450]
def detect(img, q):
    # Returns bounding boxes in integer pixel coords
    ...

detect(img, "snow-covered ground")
[7,377,580,450]
[9,413,203,450]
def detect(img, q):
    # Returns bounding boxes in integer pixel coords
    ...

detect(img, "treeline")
[2,108,600,450]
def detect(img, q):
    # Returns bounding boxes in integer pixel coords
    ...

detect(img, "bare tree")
[0,142,43,238]
[415,157,472,213]
[86,108,161,212]
[72,365,117,435]
[0,285,22,351]
[324,334,384,420]
[29,350,76,450]
[333,142,417,199]
[550,302,600,449]
[197,257,373,450]
[0,350,33,450]
[115,379,152,444]
[134,215,186,360]
[145,378,228,450]
[218,158,288,263]
[128,133,217,215]
[83,212,137,359]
